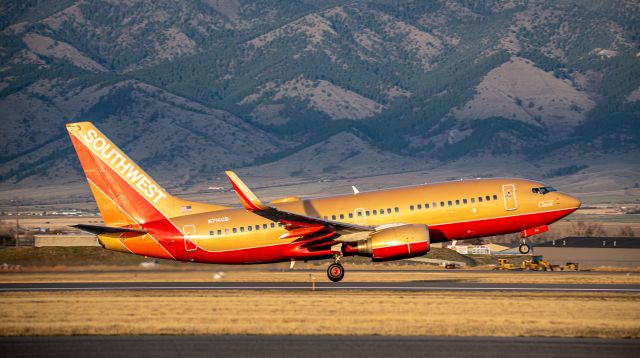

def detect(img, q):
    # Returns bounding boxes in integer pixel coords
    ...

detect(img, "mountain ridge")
[0,0,638,193]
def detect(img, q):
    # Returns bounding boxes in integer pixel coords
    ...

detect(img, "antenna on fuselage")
[351,186,360,195]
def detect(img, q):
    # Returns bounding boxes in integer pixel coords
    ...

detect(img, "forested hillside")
[0,0,638,187]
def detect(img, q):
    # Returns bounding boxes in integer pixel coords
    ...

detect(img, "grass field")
[0,290,638,338]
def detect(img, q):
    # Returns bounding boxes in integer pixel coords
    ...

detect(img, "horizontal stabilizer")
[71,224,149,235]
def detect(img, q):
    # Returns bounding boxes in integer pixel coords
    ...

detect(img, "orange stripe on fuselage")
[119,233,176,260]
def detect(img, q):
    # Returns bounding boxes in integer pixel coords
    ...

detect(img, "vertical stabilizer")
[66,122,227,227]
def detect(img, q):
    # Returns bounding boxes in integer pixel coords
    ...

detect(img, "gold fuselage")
[163,178,579,253]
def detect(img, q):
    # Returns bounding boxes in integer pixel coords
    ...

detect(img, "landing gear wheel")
[327,262,345,282]
[519,243,531,254]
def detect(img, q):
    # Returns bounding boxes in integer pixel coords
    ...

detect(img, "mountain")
[0,0,639,200]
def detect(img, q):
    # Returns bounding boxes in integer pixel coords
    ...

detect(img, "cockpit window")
[532,186,557,195]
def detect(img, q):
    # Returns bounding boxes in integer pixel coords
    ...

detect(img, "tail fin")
[66,122,227,227]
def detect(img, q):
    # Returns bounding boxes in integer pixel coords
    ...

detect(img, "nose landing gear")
[519,242,531,254]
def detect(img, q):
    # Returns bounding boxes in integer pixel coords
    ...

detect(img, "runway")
[2,281,640,292]
[2,336,638,358]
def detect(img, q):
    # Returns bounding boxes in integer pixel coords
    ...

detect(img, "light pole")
[11,200,19,246]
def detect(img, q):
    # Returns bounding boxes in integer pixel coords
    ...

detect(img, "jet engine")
[344,224,430,261]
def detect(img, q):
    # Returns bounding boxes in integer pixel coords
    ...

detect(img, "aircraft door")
[354,208,366,225]
[502,184,517,211]
[183,225,197,252]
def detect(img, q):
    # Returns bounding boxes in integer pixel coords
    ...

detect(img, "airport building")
[34,235,99,247]
[533,237,640,269]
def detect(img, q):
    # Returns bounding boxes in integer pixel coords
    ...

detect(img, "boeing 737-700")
[67,122,581,281]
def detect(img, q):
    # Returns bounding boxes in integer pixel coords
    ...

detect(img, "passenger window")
[232,228,237,234]
[478,197,483,202]
[263,224,268,230]
[455,200,460,205]
[432,202,436,208]
[409,205,414,211]
[366,211,370,216]
[440,201,445,207]
[255,225,260,230]
[373,210,377,215]
[358,211,363,217]
[323,216,328,220]
[417,204,422,210]
[240,227,245,233]
[471,198,475,203]
[332,215,336,220]
[448,200,452,206]
[277,223,282,227]
[463,199,468,204]
[270,223,275,228]
[217,229,222,236]
[486,195,491,201]
[380,208,384,214]
[340,214,344,219]
[210,230,215,236]
[349,213,354,218]
[426,203,430,209]
[247,226,252,232]
[394,207,399,213]
[387,208,392,214]
[493,195,498,200]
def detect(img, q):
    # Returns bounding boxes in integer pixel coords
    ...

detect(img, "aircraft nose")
[565,194,581,210]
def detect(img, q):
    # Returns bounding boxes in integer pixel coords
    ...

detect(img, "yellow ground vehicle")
[521,255,554,271]
[562,262,579,271]
[494,258,516,270]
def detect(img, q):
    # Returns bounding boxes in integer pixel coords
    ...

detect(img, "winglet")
[225,171,269,211]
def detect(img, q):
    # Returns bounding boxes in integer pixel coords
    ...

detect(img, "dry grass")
[0,290,638,338]
[1,269,640,285]
[1,216,102,231]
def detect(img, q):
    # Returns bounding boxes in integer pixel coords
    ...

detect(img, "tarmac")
[1,336,638,358]
[2,281,640,292]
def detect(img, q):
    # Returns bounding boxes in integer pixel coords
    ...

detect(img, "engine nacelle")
[345,224,430,261]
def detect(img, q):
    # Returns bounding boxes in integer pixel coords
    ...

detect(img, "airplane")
[66,122,581,282]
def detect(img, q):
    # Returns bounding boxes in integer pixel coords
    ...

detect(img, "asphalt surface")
[5,268,632,274]
[1,336,638,358]
[2,281,640,292]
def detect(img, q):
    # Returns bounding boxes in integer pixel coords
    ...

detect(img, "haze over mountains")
[0,0,639,198]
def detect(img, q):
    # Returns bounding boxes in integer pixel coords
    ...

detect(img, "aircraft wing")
[225,171,374,239]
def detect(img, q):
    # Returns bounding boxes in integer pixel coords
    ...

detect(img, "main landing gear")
[327,255,345,282]
[327,262,344,282]
[519,242,531,254]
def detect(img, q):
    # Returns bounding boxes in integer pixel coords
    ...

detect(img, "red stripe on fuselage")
[427,207,576,242]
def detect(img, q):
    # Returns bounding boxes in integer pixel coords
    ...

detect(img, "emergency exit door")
[502,184,517,211]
